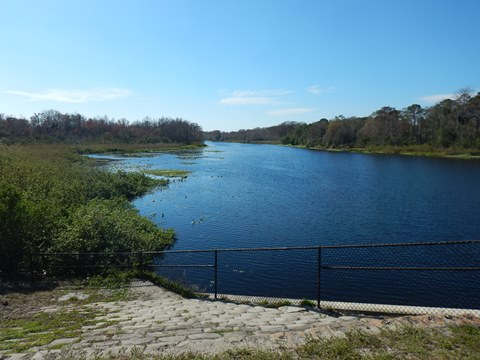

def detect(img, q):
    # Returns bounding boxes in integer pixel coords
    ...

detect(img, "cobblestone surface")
[2,281,480,359]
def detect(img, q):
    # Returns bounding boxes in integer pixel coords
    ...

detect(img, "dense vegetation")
[205,122,297,144]
[0,109,203,144]
[205,90,480,153]
[0,109,203,277]
[0,144,175,276]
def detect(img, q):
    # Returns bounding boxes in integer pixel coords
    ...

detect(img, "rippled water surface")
[116,142,480,249]
[93,142,480,308]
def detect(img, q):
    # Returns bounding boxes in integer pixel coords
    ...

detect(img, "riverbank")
[0,142,203,275]
[1,280,479,359]
[290,144,480,159]
[216,140,480,159]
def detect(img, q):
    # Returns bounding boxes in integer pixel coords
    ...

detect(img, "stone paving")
[3,281,480,359]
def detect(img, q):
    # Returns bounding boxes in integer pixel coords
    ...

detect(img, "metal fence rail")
[147,240,480,315]
[2,240,480,315]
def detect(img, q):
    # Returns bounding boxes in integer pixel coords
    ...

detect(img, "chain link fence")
[2,240,479,315]
[150,240,480,315]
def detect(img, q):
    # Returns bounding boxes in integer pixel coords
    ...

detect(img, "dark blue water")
[92,142,480,309]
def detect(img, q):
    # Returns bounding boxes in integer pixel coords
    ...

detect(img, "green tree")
[402,104,426,144]
[324,116,363,147]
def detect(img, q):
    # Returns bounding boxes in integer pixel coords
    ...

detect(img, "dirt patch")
[0,282,67,321]
[0,279,140,322]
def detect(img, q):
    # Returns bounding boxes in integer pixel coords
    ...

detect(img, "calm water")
[94,142,480,308]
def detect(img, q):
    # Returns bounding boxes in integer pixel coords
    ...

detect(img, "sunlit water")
[91,142,480,308]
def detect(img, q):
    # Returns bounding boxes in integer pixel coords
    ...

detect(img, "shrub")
[53,198,174,254]
[0,144,174,277]
[0,183,27,272]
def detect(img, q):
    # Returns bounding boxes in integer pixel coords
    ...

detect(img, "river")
[124,142,480,249]
[94,142,480,308]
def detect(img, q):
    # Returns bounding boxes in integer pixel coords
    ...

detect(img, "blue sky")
[1,0,479,131]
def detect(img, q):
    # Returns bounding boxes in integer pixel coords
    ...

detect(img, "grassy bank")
[75,142,205,155]
[216,140,480,159]
[0,144,179,276]
[290,144,480,159]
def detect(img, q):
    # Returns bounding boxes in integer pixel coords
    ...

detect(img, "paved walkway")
[5,281,480,359]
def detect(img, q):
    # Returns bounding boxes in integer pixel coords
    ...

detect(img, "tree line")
[205,89,480,150]
[205,122,299,143]
[0,110,204,144]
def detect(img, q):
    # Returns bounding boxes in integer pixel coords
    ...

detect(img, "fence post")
[29,253,34,285]
[214,250,218,300]
[138,251,144,273]
[317,246,321,309]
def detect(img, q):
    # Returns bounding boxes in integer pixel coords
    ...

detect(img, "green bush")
[0,180,56,269]
[85,169,168,201]
[0,183,28,271]
[0,144,174,277]
[53,198,174,254]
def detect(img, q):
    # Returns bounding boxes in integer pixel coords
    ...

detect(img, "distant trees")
[401,104,426,144]
[325,116,365,147]
[0,110,203,144]
[205,90,480,150]
[357,107,405,146]
[204,122,298,143]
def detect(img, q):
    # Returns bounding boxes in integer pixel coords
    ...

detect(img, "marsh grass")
[142,169,192,178]
[76,143,203,155]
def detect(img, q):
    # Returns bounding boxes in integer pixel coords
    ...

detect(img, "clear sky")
[1,0,479,131]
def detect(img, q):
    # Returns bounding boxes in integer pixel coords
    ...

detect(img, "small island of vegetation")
[143,169,192,178]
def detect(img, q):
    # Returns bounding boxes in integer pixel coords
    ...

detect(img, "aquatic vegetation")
[143,169,192,178]
[177,155,207,160]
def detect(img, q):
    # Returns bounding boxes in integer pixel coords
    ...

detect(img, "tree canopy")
[0,110,203,145]
[204,90,480,150]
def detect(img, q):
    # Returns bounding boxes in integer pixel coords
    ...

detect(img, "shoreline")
[214,141,480,159]
[297,145,480,160]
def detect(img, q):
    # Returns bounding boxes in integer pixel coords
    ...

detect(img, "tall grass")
[0,144,174,276]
